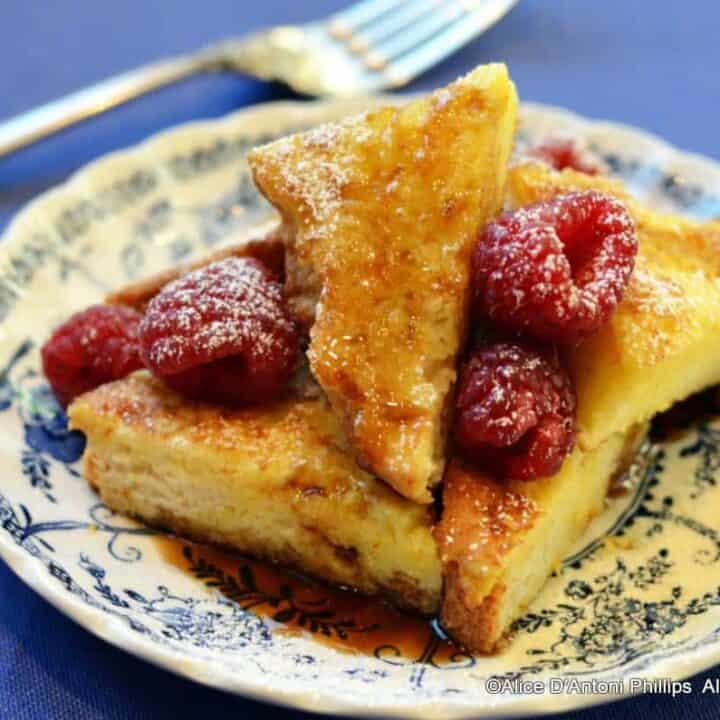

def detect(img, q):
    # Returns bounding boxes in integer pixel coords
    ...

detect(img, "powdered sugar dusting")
[474,191,638,343]
[615,258,702,364]
[624,258,687,317]
[260,114,375,241]
[455,342,576,481]
[139,257,297,376]
[436,464,537,567]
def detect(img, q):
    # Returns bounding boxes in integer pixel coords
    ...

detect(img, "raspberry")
[525,138,602,175]
[41,304,144,407]
[454,342,576,481]
[139,257,298,405]
[473,191,637,343]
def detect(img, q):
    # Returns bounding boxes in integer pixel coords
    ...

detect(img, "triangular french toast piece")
[436,163,720,652]
[436,428,646,653]
[248,64,518,503]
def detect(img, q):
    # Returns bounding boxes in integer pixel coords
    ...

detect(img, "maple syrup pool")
[154,535,469,663]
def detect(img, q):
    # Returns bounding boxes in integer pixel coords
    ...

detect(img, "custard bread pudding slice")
[249,64,518,503]
[70,371,442,614]
[434,163,720,652]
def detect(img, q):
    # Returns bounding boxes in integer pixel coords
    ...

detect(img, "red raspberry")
[139,257,298,405]
[525,138,602,175]
[41,304,144,407]
[454,342,576,481]
[473,191,637,343]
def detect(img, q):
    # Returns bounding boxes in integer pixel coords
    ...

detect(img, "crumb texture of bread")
[508,162,720,451]
[69,372,441,614]
[249,64,518,503]
[436,427,645,653]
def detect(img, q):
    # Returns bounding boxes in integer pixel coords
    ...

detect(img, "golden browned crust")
[436,426,648,653]
[106,230,285,311]
[434,460,538,573]
[434,460,537,653]
[441,564,507,655]
[249,64,518,504]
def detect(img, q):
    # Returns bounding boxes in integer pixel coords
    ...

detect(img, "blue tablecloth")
[2,2,720,717]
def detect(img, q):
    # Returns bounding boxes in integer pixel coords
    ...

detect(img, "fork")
[0,0,517,159]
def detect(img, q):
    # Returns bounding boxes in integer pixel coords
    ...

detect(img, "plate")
[2,97,720,719]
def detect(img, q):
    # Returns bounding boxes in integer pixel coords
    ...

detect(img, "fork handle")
[0,50,227,159]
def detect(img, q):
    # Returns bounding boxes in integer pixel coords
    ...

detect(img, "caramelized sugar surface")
[249,64,518,503]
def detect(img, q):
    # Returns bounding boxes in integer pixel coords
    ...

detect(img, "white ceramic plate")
[2,97,720,719]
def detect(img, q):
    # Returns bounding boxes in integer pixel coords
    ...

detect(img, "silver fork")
[0,0,517,159]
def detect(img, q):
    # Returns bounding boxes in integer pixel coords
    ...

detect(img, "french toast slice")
[69,371,441,614]
[435,164,720,652]
[435,425,646,653]
[248,64,518,503]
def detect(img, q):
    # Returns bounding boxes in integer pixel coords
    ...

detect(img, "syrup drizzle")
[155,536,467,663]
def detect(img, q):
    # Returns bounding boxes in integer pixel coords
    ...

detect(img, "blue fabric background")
[1,1,720,717]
